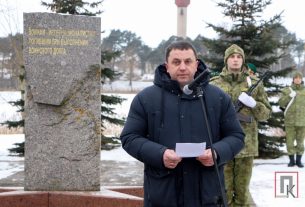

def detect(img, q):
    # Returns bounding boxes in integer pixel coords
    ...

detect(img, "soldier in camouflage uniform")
[210,44,271,207]
[279,71,305,168]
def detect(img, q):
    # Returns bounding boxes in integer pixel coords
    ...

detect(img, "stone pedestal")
[0,187,144,207]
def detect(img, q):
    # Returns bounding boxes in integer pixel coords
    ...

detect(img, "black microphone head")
[182,68,211,95]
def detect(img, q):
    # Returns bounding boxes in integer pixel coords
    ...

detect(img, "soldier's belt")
[237,113,253,123]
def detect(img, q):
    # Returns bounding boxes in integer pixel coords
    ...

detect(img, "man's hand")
[163,149,182,169]
[196,149,217,166]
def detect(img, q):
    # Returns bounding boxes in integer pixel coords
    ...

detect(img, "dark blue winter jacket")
[120,60,245,207]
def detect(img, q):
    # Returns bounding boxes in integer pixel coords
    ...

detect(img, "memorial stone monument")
[23,13,101,191]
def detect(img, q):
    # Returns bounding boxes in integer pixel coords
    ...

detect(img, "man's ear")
[165,62,168,70]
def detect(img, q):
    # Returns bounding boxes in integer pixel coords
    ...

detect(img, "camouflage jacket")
[278,83,305,126]
[210,67,271,158]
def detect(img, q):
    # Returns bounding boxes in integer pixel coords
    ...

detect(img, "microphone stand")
[195,85,228,207]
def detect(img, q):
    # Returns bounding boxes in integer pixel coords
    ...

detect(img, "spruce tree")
[0,33,25,155]
[41,0,103,16]
[202,0,297,158]
[100,50,126,149]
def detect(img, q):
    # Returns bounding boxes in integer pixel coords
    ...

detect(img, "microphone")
[183,69,210,95]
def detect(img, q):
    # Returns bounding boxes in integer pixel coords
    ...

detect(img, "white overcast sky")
[0,0,305,48]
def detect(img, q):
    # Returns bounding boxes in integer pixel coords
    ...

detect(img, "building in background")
[175,0,190,38]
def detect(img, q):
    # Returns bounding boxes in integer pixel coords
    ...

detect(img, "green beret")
[247,63,257,73]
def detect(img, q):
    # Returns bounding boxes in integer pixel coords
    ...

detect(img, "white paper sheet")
[175,142,206,157]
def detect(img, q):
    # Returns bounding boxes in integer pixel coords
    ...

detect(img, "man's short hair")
[165,40,198,61]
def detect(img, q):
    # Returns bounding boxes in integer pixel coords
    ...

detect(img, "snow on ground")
[102,80,153,93]
[101,146,137,162]
[0,134,24,179]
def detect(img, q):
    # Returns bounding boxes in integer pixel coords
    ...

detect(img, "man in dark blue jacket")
[120,40,245,207]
